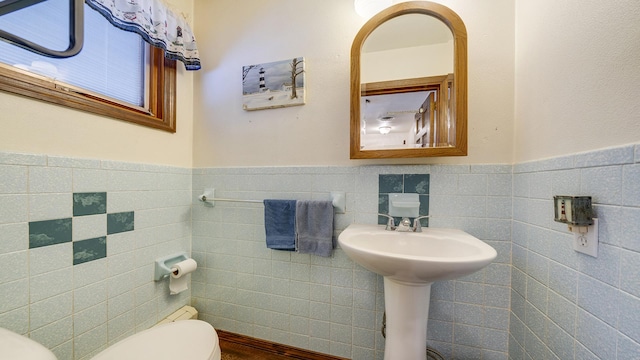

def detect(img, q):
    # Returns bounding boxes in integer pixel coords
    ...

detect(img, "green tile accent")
[378,194,390,225]
[419,195,430,215]
[29,218,72,249]
[379,174,403,194]
[404,174,430,194]
[73,236,107,265]
[419,195,430,227]
[377,174,430,226]
[107,211,134,234]
[73,192,107,216]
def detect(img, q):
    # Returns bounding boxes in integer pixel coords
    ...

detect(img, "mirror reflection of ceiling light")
[354,0,394,18]
[379,126,391,135]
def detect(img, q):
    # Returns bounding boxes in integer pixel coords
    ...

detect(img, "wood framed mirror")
[350,1,467,159]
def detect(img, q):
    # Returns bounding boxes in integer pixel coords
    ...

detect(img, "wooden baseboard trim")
[216,330,350,360]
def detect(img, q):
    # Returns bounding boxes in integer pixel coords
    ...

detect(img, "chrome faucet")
[412,215,431,232]
[396,217,412,232]
[378,214,396,231]
[378,214,430,232]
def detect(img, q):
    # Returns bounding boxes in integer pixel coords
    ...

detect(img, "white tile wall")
[73,215,107,241]
[0,152,191,360]
[0,165,28,193]
[510,144,640,360]
[190,150,640,360]
[192,164,512,360]
[2,144,639,360]
[30,193,72,222]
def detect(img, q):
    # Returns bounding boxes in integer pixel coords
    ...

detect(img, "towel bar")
[203,197,262,204]
[198,188,346,213]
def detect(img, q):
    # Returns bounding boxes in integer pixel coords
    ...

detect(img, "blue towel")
[296,200,334,257]
[264,199,297,251]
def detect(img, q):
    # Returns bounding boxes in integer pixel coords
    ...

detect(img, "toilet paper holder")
[154,252,189,281]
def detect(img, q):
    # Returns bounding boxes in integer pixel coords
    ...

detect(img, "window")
[0,0,176,132]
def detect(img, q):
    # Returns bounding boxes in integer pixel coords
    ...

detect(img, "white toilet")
[0,320,220,360]
[92,320,220,360]
[0,327,57,360]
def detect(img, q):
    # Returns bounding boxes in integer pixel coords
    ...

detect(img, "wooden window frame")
[0,46,177,132]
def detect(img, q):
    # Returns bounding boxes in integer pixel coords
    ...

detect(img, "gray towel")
[295,200,334,257]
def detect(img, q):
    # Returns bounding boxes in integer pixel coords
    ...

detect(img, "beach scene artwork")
[242,57,305,111]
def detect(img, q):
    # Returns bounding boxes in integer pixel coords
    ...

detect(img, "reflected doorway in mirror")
[242,57,306,111]
[360,75,454,150]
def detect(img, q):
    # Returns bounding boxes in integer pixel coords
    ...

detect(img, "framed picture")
[242,57,305,111]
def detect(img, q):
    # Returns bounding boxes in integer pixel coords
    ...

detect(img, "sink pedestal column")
[383,278,432,360]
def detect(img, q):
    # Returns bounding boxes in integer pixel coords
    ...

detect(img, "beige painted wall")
[0,0,195,168]
[192,0,516,167]
[514,0,640,163]
[4,1,637,168]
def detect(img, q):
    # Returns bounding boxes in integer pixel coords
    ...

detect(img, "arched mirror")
[350,1,467,159]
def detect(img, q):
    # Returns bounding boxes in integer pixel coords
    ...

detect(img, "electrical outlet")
[572,218,598,257]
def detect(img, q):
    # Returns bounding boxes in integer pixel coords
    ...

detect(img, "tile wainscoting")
[2,142,638,360]
[0,152,192,360]
[192,165,512,360]
[509,145,640,360]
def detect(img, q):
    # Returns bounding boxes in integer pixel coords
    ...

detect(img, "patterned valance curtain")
[85,0,201,70]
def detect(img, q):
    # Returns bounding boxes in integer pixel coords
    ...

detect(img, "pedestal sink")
[338,224,497,360]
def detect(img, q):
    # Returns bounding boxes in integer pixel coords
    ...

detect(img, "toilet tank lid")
[92,320,218,360]
[0,328,57,360]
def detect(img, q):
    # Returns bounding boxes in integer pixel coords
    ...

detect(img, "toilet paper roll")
[169,258,197,295]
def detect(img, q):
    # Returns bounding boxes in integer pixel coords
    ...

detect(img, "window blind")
[0,0,145,106]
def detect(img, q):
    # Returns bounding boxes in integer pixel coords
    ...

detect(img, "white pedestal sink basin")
[338,224,497,360]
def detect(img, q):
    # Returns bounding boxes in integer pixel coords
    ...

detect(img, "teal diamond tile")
[419,194,430,217]
[107,212,134,234]
[379,174,403,194]
[404,174,430,194]
[378,194,389,225]
[73,236,107,265]
[29,218,72,249]
[73,192,107,216]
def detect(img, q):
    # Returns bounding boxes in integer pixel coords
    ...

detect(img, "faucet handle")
[377,214,396,231]
[412,216,430,232]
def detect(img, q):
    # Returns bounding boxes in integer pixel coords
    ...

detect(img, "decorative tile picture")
[378,174,430,226]
[73,192,107,216]
[73,236,107,265]
[242,57,306,111]
[107,211,135,234]
[29,218,72,249]
[27,192,134,265]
